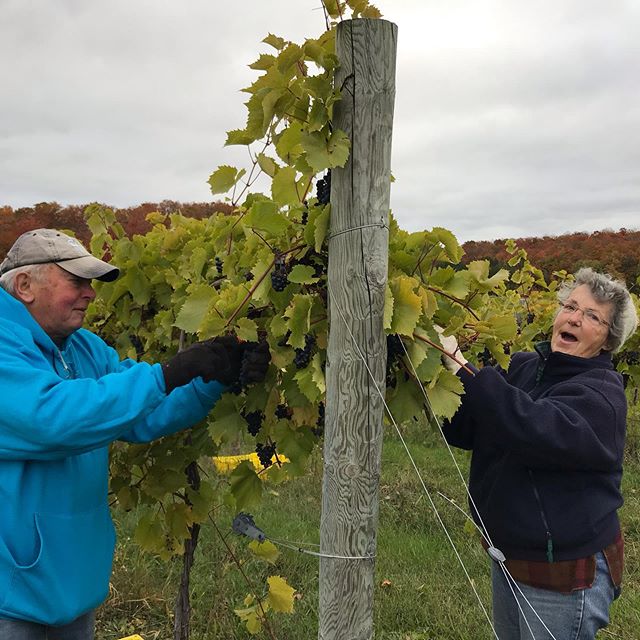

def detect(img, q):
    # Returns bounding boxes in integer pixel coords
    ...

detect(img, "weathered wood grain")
[319,18,397,640]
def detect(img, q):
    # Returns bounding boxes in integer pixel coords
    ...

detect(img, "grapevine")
[81,1,640,636]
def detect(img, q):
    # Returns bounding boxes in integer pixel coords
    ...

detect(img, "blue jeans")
[0,611,94,640]
[491,552,616,640]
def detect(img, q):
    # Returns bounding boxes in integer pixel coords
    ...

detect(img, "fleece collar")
[534,340,613,383]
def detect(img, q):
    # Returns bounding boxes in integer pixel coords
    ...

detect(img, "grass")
[97,399,640,640]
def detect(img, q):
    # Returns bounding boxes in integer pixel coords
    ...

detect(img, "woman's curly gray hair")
[557,267,638,353]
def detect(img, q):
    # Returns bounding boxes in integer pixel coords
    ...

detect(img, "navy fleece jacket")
[442,342,627,562]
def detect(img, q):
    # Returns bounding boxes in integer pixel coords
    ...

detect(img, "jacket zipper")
[528,468,554,562]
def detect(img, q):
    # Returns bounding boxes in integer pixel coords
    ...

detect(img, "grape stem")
[224,243,305,328]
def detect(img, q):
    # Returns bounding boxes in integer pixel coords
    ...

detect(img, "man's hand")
[238,340,271,386]
[435,325,467,374]
[162,335,270,393]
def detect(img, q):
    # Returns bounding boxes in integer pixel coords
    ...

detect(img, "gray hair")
[0,263,53,295]
[557,267,638,353]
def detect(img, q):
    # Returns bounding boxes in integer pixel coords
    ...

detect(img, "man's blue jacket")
[0,288,224,625]
[443,342,627,563]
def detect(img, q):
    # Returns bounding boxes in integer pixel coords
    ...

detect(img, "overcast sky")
[1,0,638,243]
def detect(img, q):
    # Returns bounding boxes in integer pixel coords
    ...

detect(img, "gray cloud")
[1,0,638,243]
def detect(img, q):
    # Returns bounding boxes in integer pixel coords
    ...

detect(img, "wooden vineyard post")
[319,18,397,640]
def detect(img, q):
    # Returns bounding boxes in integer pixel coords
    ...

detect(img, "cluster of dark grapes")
[275,403,292,420]
[277,330,292,347]
[271,256,289,292]
[301,206,309,226]
[256,440,277,469]
[243,410,263,436]
[245,271,254,281]
[294,333,316,369]
[129,334,144,359]
[478,347,497,368]
[626,351,639,366]
[316,170,331,205]
[312,401,325,437]
[385,334,404,388]
[246,305,265,320]
[215,256,223,275]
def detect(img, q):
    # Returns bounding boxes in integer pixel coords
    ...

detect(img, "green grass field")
[97,402,640,640]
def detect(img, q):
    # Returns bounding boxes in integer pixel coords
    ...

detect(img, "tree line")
[463,228,640,288]
[1,202,638,288]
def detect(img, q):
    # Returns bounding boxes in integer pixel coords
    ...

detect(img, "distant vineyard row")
[1,202,638,287]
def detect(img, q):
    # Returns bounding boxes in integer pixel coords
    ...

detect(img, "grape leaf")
[267,576,296,613]
[249,539,280,564]
[208,165,246,195]
[389,275,422,336]
[174,284,217,334]
[229,462,263,510]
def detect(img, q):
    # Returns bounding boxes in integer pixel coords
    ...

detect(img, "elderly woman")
[440,268,638,640]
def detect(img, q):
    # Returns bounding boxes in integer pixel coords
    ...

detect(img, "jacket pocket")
[0,506,115,625]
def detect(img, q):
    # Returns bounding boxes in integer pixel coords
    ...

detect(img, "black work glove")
[162,335,245,393]
[238,340,271,386]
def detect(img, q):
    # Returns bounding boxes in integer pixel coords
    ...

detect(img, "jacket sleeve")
[458,366,625,471]
[0,329,221,460]
[113,357,225,443]
[441,363,484,450]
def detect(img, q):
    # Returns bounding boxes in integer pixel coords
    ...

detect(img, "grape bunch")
[244,410,264,436]
[256,441,277,469]
[275,403,292,420]
[478,347,496,368]
[215,256,223,275]
[294,334,316,369]
[301,206,309,226]
[271,257,289,292]
[316,170,331,205]
[277,330,292,347]
[385,333,404,388]
[312,401,325,437]
[626,351,639,366]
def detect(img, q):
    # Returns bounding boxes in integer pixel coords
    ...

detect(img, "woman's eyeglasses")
[559,301,610,328]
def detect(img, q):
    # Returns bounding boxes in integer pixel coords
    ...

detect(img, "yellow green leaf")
[174,284,217,334]
[257,153,278,177]
[284,294,314,348]
[236,317,259,342]
[249,539,280,564]
[234,603,263,635]
[302,128,350,172]
[245,201,290,236]
[267,576,296,613]
[208,165,246,195]
[389,275,422,336]
[263,33,286,50]
[229,462,263,510]
[271,166,300,207]
[288,264,318,284]
[426,369,463,419]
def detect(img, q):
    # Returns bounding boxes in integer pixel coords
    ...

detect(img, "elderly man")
[0,229,269,639]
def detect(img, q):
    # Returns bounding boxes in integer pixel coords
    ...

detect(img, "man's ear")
[14,272,36,304]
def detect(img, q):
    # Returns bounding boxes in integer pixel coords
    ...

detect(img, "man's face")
[26,264,96,346]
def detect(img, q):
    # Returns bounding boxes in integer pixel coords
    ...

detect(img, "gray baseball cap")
[0,228,120,282]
